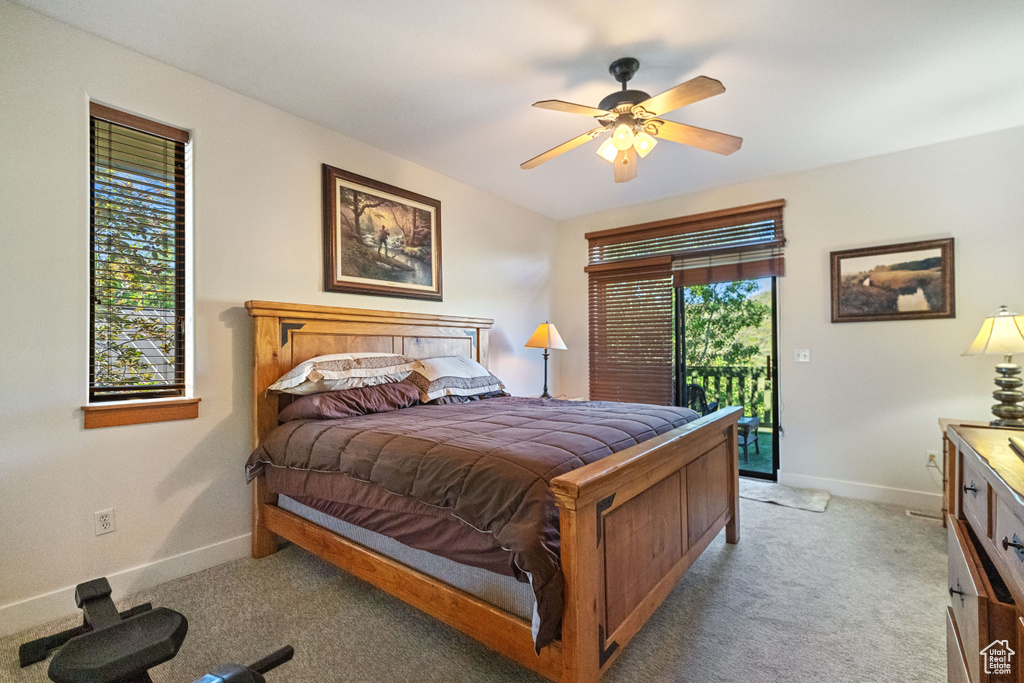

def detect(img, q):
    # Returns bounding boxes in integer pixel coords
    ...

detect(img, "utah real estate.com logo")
[981,639,1015,676]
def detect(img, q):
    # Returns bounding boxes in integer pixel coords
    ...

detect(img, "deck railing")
[685,363,773,427]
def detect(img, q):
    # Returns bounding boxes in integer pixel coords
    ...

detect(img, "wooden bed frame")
[246,300,740,682]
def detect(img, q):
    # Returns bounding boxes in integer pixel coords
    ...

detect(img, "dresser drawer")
[995,497,1024,601]
[961,450,990,537]
[947,607,972,683]
[948,516,1018,682]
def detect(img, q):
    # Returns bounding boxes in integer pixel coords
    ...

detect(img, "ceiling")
[14,0,1024,220]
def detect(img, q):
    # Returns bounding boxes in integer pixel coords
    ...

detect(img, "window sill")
[82,397,201,429]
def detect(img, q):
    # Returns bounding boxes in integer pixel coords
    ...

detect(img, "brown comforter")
[245,397,700,650]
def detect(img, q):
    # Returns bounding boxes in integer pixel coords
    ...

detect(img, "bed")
[245,300,741,682]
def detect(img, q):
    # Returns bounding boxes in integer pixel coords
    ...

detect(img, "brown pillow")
[278,381,421,421]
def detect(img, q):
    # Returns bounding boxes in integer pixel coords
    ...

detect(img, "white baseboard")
[0,533,251,638]
[777,471,943,513]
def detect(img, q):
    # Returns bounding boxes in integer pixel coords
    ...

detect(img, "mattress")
[278,495,536,621]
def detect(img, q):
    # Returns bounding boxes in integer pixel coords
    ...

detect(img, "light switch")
[794,349,810,362]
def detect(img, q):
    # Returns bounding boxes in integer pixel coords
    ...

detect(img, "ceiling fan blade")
[645,119,742,155]
[533,100,612,118]
[521,127,606,169]
[613,146,638,183]
[633,76,725,117]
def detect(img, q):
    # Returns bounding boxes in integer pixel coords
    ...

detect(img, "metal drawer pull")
[1002,534,1024,562]
[963,482,978,497]
[949,581,966,607]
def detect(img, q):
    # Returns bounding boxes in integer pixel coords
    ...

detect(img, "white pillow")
[407,356,505,403]
[269,352,418,396]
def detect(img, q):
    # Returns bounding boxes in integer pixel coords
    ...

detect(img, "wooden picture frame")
[322,164,442,301]
[830,238,955,323]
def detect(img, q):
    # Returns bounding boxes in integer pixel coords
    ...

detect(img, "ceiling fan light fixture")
[633,131,657,158]
[596,137,618,163]
[612,122,635,151]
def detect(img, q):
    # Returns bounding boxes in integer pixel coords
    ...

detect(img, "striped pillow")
[269,353,418,395]
[407,356,505,403]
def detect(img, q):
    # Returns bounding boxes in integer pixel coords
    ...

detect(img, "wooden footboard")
[245,301,741,682]
[551,406,740,682]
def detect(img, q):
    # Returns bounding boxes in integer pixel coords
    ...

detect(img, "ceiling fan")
[521,57,742,183]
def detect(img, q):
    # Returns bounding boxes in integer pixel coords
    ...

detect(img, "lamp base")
[991,360,1024,427]
[539,348,551,400]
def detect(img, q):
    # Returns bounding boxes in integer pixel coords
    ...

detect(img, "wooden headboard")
[245,300,494,446]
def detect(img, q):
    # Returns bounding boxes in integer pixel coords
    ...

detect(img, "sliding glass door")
[676,277,780,480]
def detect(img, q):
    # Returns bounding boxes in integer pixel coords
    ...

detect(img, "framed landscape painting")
[830,238,954,323]
[322,164,442,301]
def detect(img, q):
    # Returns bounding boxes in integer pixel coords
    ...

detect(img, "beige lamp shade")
[525,322,567,350]
[963,306,1024,357]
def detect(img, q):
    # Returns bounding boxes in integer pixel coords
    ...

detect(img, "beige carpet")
[739,478,831,512]
[1,496,945,683]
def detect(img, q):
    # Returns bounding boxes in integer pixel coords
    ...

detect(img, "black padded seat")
[48,607,188,683]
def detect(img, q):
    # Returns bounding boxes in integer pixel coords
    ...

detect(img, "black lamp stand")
[539,348,551,399]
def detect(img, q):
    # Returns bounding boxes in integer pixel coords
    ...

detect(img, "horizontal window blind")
[673,246,785,287]
[587,200,785,269]
[90,103,188,401]
[588,259,674,405]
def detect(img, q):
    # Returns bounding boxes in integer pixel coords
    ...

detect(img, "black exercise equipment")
[20,577,292,683]
[194,646,294,683]
[20,577,187,683]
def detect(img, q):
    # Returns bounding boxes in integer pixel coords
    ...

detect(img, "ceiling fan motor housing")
[598,89,651,113]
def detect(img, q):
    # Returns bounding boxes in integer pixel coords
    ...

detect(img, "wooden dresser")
[946,425,1024,682]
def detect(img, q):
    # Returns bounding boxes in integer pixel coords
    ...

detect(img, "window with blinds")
[585,200,785,404]
[89,103,189,402]
[588,259,675,405]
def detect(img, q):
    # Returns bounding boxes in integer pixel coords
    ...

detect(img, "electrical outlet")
[926,450,939,467]
[94,508,115,536]
[794,349,810,363]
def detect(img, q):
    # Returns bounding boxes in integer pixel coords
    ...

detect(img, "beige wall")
[554,125,1024,508]
[0,1,557,634]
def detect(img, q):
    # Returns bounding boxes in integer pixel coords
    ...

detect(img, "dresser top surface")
[954,426,1024,501]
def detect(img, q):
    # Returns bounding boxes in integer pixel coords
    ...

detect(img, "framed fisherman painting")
[322,164,442,301]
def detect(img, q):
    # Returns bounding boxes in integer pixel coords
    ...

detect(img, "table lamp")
[525,322,567,399]
[963,305,1024,427]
